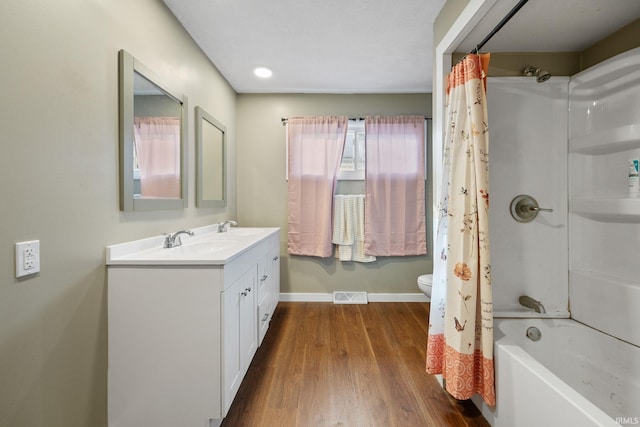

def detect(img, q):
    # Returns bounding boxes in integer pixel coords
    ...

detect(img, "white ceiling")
[161,0,446,93]
[162,0,640,94]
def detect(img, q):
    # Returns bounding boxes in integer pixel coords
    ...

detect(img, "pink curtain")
[287,116,348,257]
[364,115,427,256]
[426,54,495,406]
[134,117,181,198]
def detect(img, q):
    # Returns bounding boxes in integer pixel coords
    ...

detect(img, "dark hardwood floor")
[221,302,490,427]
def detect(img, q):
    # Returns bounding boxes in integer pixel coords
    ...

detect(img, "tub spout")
[519,295,546,314]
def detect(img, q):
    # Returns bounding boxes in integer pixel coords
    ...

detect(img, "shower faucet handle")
[528,206,553,212]
[510,194,552,223]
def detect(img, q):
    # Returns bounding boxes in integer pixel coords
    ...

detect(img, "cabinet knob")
[245,287,252,293]
[261,275,268,281]
[241,291,247,297]
[273,256,279,261]
[262,313,269,321]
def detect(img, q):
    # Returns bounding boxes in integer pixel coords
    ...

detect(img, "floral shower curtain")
[426,53,495,406]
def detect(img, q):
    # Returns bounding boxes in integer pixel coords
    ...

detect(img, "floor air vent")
[333,291,368,304]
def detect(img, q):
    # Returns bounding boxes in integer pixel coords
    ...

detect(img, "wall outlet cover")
[16,240,40,278]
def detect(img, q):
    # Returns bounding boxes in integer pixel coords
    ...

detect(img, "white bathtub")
[473,318,640,427]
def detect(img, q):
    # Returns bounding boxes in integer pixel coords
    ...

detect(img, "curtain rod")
[281,117,429,125]
[281,117,364,125]
[469,0,529,54]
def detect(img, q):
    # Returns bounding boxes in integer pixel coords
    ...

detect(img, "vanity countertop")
[106,225,279,266]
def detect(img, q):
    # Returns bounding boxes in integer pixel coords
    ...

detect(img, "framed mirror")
[118,49,188,211]
[195,106,226,208]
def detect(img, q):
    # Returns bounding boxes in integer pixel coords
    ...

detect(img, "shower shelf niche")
[569,124,640,155]
[570,197,640,221]
[568,47,640,351]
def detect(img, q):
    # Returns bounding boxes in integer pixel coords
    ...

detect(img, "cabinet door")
[239,270,257,373]
[222,267,257,415]
[222,277,242,415]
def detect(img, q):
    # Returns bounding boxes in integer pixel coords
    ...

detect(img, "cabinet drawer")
[257,266,269,303]
[258,295,271,344]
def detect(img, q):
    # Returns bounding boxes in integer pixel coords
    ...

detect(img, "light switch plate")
[16,240,40,278]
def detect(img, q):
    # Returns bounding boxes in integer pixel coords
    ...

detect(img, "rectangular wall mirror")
[118,49,188,211]
[195,106,226,208]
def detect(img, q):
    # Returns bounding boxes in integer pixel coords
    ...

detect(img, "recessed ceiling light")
[254,67,273,78]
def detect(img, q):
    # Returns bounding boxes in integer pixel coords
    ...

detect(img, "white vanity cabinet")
[106,227,280,427]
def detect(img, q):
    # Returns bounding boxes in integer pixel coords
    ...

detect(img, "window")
[285,118,429,182]
[338,119,428,181]
[338,120,365,180]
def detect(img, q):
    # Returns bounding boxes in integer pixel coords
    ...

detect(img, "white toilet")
[417,274,433,300]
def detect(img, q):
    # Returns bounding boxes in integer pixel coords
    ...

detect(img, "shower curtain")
[426,54,495,406]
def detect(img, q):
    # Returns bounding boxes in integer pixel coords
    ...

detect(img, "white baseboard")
[279,293,333,302]
[279,293,428,303]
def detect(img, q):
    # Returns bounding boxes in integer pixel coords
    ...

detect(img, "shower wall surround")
[568,47,640,347]
[486,77,569,317]
[487,48,640,347]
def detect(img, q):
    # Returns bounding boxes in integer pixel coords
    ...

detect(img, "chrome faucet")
[519,295,546,314]
[217,220,237,233]
[163,230,194,248]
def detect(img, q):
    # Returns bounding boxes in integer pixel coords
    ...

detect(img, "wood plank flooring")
[221,302,490,427]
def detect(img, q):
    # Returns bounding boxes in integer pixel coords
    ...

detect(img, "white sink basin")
[106,226,279,265]
[166,241,240,256]
[191,227,269,241]
[223,228,265,237]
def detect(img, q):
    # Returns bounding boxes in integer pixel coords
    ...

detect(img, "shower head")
[536,69,551,82]
[523,66,551,83]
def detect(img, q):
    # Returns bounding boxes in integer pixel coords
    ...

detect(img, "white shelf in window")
[569,124,640,155]
[570,197,640,221]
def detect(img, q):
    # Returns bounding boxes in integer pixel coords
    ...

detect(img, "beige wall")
[452,51,582,77]
[434,0,470,46]
[0,1,237,426]
[581,18,640,70]
[236,94,433,294]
